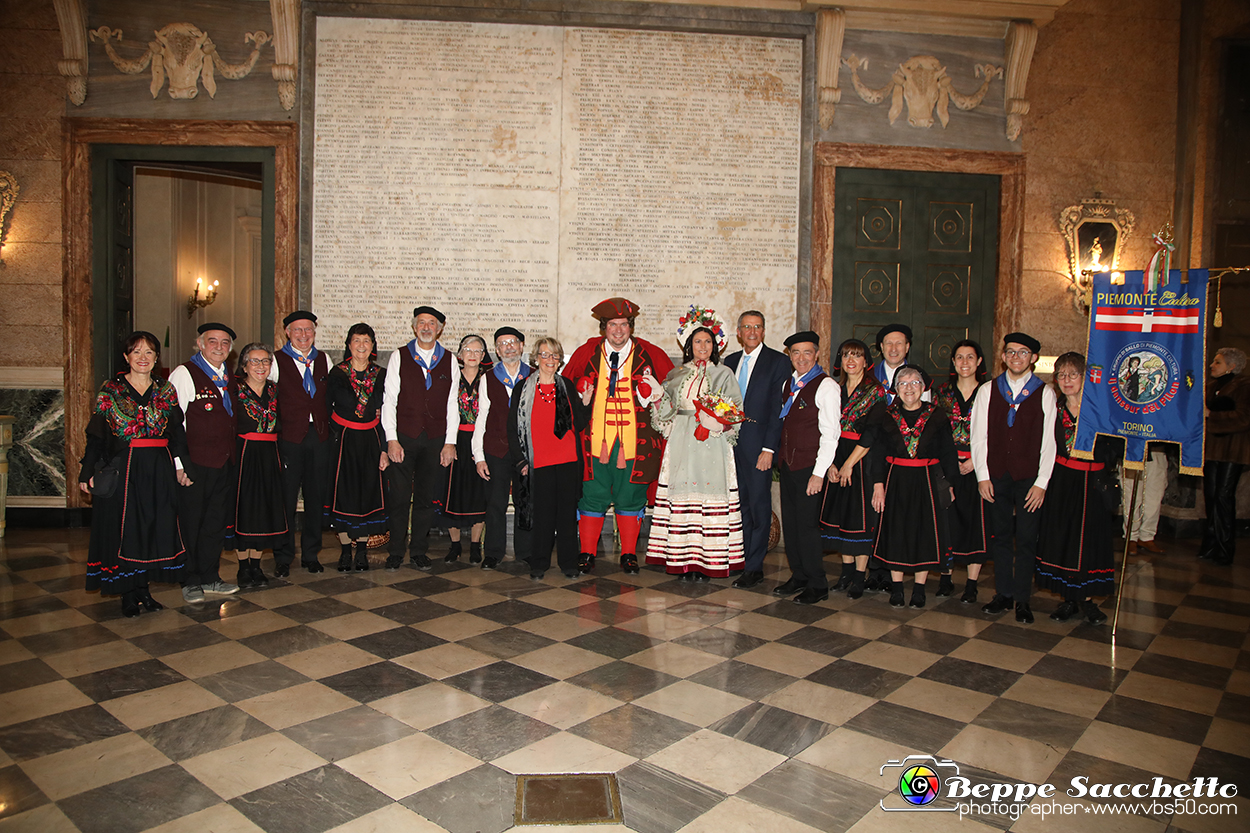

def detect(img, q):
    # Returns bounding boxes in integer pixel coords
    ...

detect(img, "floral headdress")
[675,305,728,353]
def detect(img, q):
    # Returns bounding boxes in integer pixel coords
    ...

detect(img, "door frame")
[812,143,1026,366]
[63,119,298,507]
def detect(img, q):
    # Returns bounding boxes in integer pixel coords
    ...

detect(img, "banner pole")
[1112,469,1142,640]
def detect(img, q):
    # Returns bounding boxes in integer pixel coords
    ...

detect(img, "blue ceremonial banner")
[1073,269,1208,474]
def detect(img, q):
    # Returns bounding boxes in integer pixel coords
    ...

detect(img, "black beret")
[876,323,912,347]
[494,326,525,343]
[282,310,317,328]
[783,331,820,348]
[197,322,236,340]
[1003,332,1041,355]
[413,306,446,324]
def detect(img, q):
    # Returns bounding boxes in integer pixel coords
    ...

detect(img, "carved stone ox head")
[891,55,946,128]
[152,23,211,99]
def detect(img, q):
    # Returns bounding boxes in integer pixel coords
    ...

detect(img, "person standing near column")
[772,332,841,604]
[473,327,532,571]
[271,311,331,576]
[1199,347,1250,567]
[723,311,789,589]
[563,298,674,575]
[383,306,460,570]
[169,323,242,602]
[970,332,1057,624]
[1122,449,1167,555]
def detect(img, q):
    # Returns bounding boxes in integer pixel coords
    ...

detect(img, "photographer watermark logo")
[880,755,960,812]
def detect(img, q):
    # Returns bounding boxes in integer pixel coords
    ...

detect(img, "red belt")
[887,456,938,467]
[131,438,169,448]
[840,431,861,440]
[1057,456,1104,471]
[239,432,277,441]
[459,425,475,433]
[957,450,972,460]
[332,413,380,430]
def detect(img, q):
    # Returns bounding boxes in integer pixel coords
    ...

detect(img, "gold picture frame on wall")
[1058,195,1136,279]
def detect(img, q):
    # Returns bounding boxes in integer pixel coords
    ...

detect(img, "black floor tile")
[1096,695,1213,745]
[400,764,515,833]
[0,657,62,693]
[197,659,312,702]
[972,697,1091,748]
[425,703,559,759]
[738,759,883,833]
[750,599,838,625]
[1216,691,1250,725]
[347,626,445,659]
[918,656,1021,696]
[568,599,648,626]
[976,622,1064,652]
[844,700,966,751]
[239,625,342,658]
[686,660,796,700]
[570,704,701,759]
[710,703,834,756]
[137,704,272,761]
[664,599,743,627]
[389,576,463,597]
[876,624,970,655]
[232,764,392,833]
[129,624,230,658]
[443,661,558,702]
[1160,621,1243,649]
[319,661,430,702]
[1133,652,1232,690]
[457,626,555,660]
[617,761,725,833]
[1189,746,1250,796]
[18,623,118,655]
[69,659,187,702]
[371,598,460,625]
[672,626,768,659]
[567,660,682,702]
[281,705,417,761]
[472,599,558,626]
[777,626,870,657]
[0,704,131,762]
[0,764,48,820]
[58,764,221,833]
[566,627,661,659]
[804,660,912,699]
[270,598,362,624]
[1028,654,1129,692]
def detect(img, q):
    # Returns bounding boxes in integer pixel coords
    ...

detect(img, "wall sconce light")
[1058,194,1136,313]
[186,276,220,318]
[0,171,19,268]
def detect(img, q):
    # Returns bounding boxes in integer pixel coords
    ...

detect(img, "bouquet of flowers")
[692,391,749,441]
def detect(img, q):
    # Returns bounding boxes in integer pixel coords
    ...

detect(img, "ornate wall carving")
[843,53,1003,128]
[89,22,270,100]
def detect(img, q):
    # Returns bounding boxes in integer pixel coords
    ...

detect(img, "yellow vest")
[590,346,637,466]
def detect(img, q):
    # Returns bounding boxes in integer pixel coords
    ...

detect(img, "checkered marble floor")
[0,527,1247,833]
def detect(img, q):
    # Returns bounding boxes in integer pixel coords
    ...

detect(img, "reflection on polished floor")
[0,527,1247,833]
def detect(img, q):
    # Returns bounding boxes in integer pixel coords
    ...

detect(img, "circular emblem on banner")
[1110,341,1179,407]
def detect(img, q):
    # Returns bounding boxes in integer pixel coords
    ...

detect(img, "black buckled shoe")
[274,563,291,578]
[384,555,403,572]
[889,587,905,607]
[909,584,926,609]
[733,571,764,589]
[981,595,1014,615]
[482,557,499,571]
[1015,602,1034,624]
[794,587,829,605]
[444,541,462,563]
[1081,600,1107,625]
[620,554,640,574]
[832,569,854,591]
[304,560,324,574]
[1050,600,1080,621]
[121,591,141,618]
[773,577,807,596]
[134,587,163,612]
[578,553,595,574]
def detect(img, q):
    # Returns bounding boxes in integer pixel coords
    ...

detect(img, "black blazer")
[724,344,790,459]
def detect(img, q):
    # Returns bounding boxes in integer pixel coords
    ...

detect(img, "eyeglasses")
[288,327,315,335]
[537,352,561,360]
[1003,349,1033,358]
[461,349,485,357]
[1056,371,1081,380]
[497,338,520,348]
[246,357,272,366]
[897,380,924,389]
[739,324,763,331]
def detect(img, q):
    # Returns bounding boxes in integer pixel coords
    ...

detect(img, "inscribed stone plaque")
[312,18,800,355]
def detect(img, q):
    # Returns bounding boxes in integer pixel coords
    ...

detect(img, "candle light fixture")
[0,171,19,268]
[186,276,220,317]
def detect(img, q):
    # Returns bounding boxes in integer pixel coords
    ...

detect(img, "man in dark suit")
[723,310,790,589]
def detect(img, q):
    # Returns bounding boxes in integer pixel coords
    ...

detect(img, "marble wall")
[0,388,66,499]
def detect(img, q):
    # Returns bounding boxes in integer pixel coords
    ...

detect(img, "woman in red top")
[508,337,593,580]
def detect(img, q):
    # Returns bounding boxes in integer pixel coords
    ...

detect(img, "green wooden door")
[832,168,999,375]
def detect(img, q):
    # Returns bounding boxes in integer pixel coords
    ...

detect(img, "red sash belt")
[840,431,861,441]
[332,413,380,430]
[957,450,972,460]
[459,424,475,433]
[131,438,169,448]
[1057,456,1104,471]
[887,456,938,467]
[239,432,278,441]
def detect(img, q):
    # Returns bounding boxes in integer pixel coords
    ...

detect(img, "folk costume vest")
[483,365,529,459]
[987,374,1045,481]
[274,348,330,443]
[590,344,637,469]
[778,371,828,470]
[396,344,453,439]
[183,361,237,468]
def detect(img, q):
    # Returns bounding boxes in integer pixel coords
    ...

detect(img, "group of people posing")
[79,297,1148,627]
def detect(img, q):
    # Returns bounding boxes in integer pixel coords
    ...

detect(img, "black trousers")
[986,474,1043,602]
[1200,461,1243,564]
[387,431,443,559]
[484,452,531,563]
[277,430,331,566]
[529,461,581,573]
[178,460,235,586]
[779,463,826,589]
[735,448,774,572]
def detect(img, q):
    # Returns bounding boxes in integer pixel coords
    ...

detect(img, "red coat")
[562,336,675,483]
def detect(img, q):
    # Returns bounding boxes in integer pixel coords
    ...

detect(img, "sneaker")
[202,580,240,596]
[181,584,205,603]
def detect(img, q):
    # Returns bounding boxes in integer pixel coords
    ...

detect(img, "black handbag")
[89,453,125,498]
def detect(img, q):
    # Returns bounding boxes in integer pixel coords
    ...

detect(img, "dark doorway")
[831,168,1000,374]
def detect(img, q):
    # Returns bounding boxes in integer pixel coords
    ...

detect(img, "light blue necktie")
[737,354,751,396]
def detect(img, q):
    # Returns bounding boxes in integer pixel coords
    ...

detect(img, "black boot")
[354,541,369,571]
[469,542,482,564]
[236,559,255,588]
[121,590,141,618]
[936,574,953,597]
[832,562,854,591]
[338,543,353,572]
[134,585,164,612]
[250,558,270,586]
[445,540,462,563]
[910,582,926,609]
[847,570,865,600]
